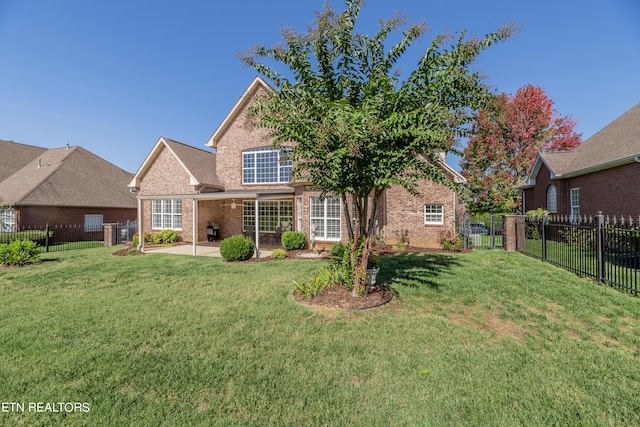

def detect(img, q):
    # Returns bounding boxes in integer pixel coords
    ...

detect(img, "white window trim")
[424,204,444,225]
[0,208,16,232]
[570,188,580,221]
[243,200,293,232]
[310,196,341,241]
[152,199,182,230]
[242,147,292,185]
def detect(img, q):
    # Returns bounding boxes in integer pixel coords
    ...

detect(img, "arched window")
[546,185,557,213]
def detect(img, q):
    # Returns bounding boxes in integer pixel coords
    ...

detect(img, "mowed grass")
[1,247,640,426]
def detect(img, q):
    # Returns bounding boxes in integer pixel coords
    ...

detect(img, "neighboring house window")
[152,199,182,230]
[570,188,580,221]
[243,200,293,232]
[424,204,444,225]
[84,214,103,232]
[546,185,557,213]
[242,147,292,184]
[0,208,15,232]
[310,197,341,240]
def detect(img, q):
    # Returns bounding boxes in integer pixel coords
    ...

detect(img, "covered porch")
[136,189,295,258]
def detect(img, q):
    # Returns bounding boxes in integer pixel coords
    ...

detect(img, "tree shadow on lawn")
[377,252,464,292]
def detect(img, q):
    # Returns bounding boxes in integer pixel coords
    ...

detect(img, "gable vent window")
[242,147,292,184]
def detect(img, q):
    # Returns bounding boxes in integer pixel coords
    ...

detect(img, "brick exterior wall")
[524,162,640,218]
[16,206,136,228]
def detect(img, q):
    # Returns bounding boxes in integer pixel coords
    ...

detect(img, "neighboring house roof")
[0,139,47,182]
[206,76,272,149]
[524,102,640,186]
[129,137,224,190]
[0,140,136,208]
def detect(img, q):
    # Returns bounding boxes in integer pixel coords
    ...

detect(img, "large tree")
[241,0,515,296]
[460,85,581,213]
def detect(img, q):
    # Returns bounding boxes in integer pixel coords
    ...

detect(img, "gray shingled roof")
[162,138,224,189]
[0,139,47,182]
[0,141,136,208]
[540,102,640,177]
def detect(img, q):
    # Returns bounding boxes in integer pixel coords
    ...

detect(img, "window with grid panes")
[310,197,341,240]
[424,204,444,225]
[243,200,293,232]
[152,199,182,230]
[242,147,292,184]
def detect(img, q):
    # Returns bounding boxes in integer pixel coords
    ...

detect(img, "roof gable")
[205,76,272,149]
[0,139,47,183]
[129,137,223,190]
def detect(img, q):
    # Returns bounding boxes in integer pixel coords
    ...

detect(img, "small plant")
[0,239,42,266]
[366,254,379,269]
[393,229,410,246]
[220,235,255,261]
[151,229,179,244]
[439,229,463,251]
[293,266,335,298]
[132,232,153,246]
[270,248,287,259]
[281,231,306,251]
[330,242,348,259]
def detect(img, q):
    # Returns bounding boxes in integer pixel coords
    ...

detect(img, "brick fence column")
[503,215,525,252]
[104,223,114,247]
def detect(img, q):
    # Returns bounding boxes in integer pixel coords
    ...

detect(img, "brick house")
[129,77,465,254]
[520,103,640,218]
[0,140,137,231]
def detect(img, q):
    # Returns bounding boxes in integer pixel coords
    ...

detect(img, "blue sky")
[1,0,638,173]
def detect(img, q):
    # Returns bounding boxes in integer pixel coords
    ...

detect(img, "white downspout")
[137,198,144,252]
[255,198,260,258]
[192,199,197,256]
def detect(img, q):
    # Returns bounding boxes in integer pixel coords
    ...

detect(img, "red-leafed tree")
[460,85,581,213]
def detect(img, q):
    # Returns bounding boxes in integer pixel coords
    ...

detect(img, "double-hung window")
[152,199,182,230]
[0,208,15,232]
[310,197,341,240]
[424,204,444,225]
[242,147,292,184]
[570,188,580,221]
[84,214,103,232]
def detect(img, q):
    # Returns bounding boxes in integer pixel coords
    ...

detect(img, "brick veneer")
[524,162,640,218]
[16,206,136,228]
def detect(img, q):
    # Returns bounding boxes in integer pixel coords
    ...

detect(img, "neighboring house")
[0,140,137,231]
[520,103,640,219]
[129,77,465,253]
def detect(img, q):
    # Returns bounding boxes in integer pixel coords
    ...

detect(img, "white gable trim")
[205,76,272,149]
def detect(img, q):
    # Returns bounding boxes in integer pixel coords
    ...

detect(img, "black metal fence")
[521,213,639,295]
[459,214,505,250]
[0,221,137,252]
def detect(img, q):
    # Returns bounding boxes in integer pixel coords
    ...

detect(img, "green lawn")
[2,247,640,426]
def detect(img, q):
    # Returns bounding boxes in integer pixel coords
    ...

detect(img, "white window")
[310,197,341,240]
[570,188,580,221]
[152,199,182,230]
[546,185,557,213]
[424,204,444,225]
[84,214,103,232]
[242,147,292,184]
[296,197,303,232]
[0,208,16,232]
[243,200,293,232]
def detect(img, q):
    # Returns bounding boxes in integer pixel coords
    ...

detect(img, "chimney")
[66,143,69,150]
[37,158,41,169]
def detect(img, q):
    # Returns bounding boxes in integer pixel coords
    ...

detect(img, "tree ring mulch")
[293,284,393,310]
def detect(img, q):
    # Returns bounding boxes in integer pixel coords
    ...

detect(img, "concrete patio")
[142,241,277,258]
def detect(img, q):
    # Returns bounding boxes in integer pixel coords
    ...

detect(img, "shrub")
[0,239,42,266]
[281,231,306,251]
[132,232,153,246]
[220,235,255,261]
[270,248,287,259]
[330,242,348,259]
[151,229,179,244]
[439,229,463,252]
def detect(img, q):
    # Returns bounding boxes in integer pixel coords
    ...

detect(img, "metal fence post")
[541,215,547,262]
[45,224,50,252]
[596,211,605,283]
[490,214,495,250]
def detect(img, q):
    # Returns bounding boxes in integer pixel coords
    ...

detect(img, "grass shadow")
[377,252,463,292]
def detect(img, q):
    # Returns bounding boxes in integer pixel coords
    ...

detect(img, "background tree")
[241,0,515,296]
[460,84,581,213]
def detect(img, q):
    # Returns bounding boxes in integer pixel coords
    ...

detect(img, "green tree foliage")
[461,85,581,213]
[240,0,516,296]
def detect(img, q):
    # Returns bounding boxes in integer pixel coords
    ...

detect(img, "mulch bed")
[293,283,393,310]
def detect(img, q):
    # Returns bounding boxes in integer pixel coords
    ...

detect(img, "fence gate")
[459,214,505,250]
